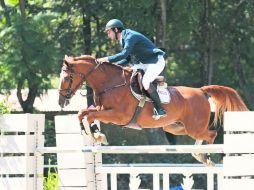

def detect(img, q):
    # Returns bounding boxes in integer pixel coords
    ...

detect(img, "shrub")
[0,99,11,114]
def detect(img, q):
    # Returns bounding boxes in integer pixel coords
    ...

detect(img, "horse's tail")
[201,85,249,126]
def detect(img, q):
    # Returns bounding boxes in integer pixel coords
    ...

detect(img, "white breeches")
[131,55,165,90]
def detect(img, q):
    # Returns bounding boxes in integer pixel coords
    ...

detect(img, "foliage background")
[1,0,253,112]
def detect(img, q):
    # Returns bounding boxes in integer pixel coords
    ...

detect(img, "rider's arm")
[116,55,131,66]
[108,35,135,63]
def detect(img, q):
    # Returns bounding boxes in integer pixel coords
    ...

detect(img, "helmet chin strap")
[112,28,119,40]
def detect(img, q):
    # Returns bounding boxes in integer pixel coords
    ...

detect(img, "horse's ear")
[64,55,74,65]
[63,55,70,66]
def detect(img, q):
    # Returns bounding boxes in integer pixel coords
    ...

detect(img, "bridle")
[59,59,102,99]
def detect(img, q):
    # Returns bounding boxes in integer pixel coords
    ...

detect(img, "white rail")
[97,164,223,190]
[36,144,224,190]
[2,112,254,190]
[98,163,223,174]
[36,144,224,154]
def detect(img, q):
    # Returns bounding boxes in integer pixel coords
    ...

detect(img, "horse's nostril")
[65,99,70,106]
[59,95,66,108]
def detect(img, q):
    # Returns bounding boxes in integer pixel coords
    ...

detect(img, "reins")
[96,69,127,96]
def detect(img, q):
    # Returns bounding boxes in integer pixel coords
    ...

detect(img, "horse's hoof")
[93,132,109,145]
[93,132,101,139]
[99,134,109,145]
[205,159,215,167]
[192,153,207,164]
[192,153,203,163]
[192,153,215,167]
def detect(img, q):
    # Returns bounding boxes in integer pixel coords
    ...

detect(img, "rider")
[97,19,167,119]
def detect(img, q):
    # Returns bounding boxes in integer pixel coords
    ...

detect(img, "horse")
[58,55,249,166]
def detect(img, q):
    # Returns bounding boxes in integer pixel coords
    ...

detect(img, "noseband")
[59,59,102,99]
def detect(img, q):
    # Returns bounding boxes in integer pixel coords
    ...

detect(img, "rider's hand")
[97,57,109,63]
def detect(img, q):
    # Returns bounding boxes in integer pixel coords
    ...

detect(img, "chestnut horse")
[59,55,248,165]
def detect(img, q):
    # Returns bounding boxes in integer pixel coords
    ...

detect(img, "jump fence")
[0,112,254,190]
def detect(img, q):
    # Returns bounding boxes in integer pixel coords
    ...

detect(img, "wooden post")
[223,112,254,189]
[55,115,102,190]
[0,114,44,190]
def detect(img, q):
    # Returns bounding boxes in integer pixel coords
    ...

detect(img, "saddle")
[125,70,171,130]
[130,69,171,104]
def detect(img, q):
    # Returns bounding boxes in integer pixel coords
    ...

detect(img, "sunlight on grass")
[43,159,59,190]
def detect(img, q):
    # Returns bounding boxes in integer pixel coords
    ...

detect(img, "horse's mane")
[64,55,132,73]
[63,55,94,65]
[74,55,95,61]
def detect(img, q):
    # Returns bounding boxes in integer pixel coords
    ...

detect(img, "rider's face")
[106,29,116,40]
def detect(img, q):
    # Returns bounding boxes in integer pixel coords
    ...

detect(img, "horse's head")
[58,55,97,108]
[58,55,132,108]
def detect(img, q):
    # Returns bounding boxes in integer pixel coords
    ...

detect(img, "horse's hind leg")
[205,130,217,144]
[192,140,215,166]
[195,130,217,166]
[162,122,187,135]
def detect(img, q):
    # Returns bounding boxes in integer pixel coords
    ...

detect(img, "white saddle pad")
[157,87,171,103]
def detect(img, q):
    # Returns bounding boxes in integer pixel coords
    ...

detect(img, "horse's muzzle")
[58,94,70,108]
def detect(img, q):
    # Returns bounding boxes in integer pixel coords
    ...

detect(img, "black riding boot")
[147,84,167,119]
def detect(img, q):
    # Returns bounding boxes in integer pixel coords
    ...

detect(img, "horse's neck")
[87,65,130,93]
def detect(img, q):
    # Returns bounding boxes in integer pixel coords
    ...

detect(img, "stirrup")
[152,108,167,120]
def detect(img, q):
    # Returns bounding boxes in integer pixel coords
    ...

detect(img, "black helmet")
[105,19,124,31]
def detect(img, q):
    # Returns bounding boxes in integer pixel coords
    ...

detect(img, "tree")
[213,0,254,109]
[155,0,167,48]
[0,0,253,113]
[164,0,254,110]
[0,1,60,112]
[0,0,11,26]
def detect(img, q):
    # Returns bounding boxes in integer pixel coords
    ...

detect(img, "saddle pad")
[157,87,171,103]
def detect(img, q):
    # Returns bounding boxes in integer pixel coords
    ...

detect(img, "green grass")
[43,159,59,190]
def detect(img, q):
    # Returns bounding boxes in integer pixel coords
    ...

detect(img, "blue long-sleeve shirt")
[108,29,165,65]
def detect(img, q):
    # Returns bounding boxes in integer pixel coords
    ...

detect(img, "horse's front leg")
[86,109,124,145]
[78,107,109,145]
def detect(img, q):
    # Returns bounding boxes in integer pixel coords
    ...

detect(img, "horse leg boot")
[147,84,167,120]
